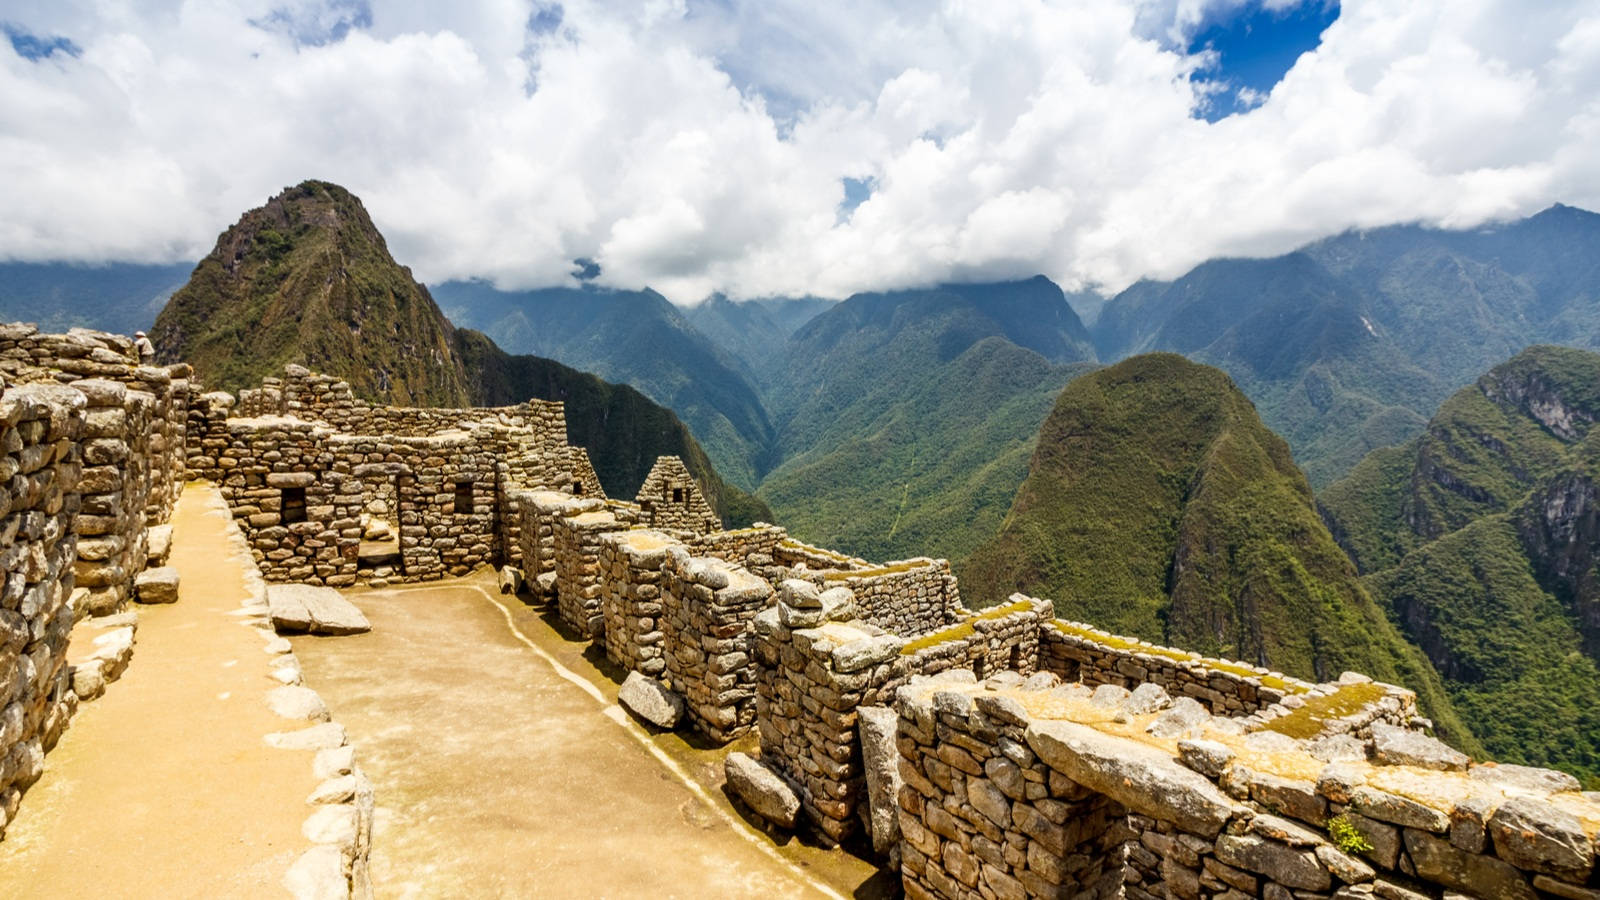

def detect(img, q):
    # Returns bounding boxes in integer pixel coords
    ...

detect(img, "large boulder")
[724,751,800,829]
[268,584,370,636]
[134,566,180,604]
[1370,723,1469,771]
[617,672,684,729]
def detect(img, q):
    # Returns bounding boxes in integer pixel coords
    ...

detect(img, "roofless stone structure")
[2,321,1599,900]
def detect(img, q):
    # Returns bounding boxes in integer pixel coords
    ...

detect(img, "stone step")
[267,584,371,636]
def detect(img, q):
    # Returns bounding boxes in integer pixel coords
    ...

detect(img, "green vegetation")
[1327,815,1374,856]
[963,354,1473,749]
[1322,345,1600,784]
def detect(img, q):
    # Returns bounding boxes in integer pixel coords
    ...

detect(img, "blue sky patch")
[250,0,373,48]
[1188,1,1339,121]
[837,177,875,223]
[4,24,82,61]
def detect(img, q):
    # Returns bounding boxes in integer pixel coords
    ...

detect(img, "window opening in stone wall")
[572,481,583,495]
[672,487,684,503]
[1009,643,1023,673]
[454,481,473,515]
[282,486,307,524]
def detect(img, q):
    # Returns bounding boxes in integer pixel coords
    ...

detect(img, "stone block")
[134,566,180,604]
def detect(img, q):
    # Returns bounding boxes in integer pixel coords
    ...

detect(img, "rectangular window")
[454,481,473,514]
[572,481,583,495]
[282,487,307,524]
[672,487,685,504]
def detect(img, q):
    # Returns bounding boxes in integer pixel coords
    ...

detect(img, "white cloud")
[0,0,1597,303]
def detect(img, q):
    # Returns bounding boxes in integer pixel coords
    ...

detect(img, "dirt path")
[293,575,888,899]
[0,485,319,899]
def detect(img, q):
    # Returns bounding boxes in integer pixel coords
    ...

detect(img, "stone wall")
[685,524,787,567]
[896,674,1600,900]
[217,417,361,586]
[598,530,676,676]
[824,559,963,637]
[897,598,1048,685]
[1038,618,1316,718]
[0,381,84,838]
[552,507,629,638]
[71,380,154,615]
[660,554,773,742]
[184,391,235,481]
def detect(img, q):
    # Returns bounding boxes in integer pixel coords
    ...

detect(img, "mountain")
[0,261,194,335]
[151,180,768,526]
[1091,205,1600,487]
[753,276,1098,562]
[961,354,1472,747]
[681,295,835,377]
[431,281,778,489]
[1321,346,1600,783]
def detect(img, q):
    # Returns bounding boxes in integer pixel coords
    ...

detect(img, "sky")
[0,0,1597,304]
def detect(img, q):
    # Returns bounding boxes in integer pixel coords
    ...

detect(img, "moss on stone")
[1262,682,1387,739]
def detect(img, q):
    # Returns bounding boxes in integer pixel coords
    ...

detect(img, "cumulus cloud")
[0,0,1597,303]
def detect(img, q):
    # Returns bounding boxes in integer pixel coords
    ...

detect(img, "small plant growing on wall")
[1327,815,1373,856]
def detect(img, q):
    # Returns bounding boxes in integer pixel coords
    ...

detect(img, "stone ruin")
[3,321,1600,900]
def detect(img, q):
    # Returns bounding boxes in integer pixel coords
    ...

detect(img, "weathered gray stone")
[1090,684,1128,708]
[1404,829,1536,900]
[1026,719,1243,837]
[1350,786,1450,832]
[267,584,370,636]
[308,774,357,805]
[283,845,347,900]
[1215,835,1331,891]
[145,524,173,565]
[832,635,901,673]
[1370,722,1469,771]
[302,803,358,846]
[1122,682,1172,715]
[267,686,331,722]
[1471,763,1583,796]
[724,751,800,829]
[1177,739,1235,778]
[266,723,348,750]
[134,566,180,604]
[497,565,523,595]
[1146,697,1208,738]
[858,706,902,855]
[314,745,356,780]
[617,671,684,728]
[1308,733,1369,763]
[1487,797,1594,880]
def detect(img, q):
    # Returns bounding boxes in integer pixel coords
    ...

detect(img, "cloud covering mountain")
[2,0,1598,302]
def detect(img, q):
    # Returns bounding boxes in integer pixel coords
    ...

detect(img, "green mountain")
[681,294,835,378]
[962,354,1472,747]
[0,261,194,335]
[151,180,767,526]
[754,276,1098,562]
[1321,346,1600,783]
[431,281,779,490]
[1092,205,1600,487]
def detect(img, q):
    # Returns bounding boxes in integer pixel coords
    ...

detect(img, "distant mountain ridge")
[0,261,193,335]
[431,280,780,489]
[1321,346,1600,783]
[150,180,767,526]
[1091,204,1600,486]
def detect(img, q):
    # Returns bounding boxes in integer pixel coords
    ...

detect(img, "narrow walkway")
[0,485,319,898]
[293,576,882,899]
